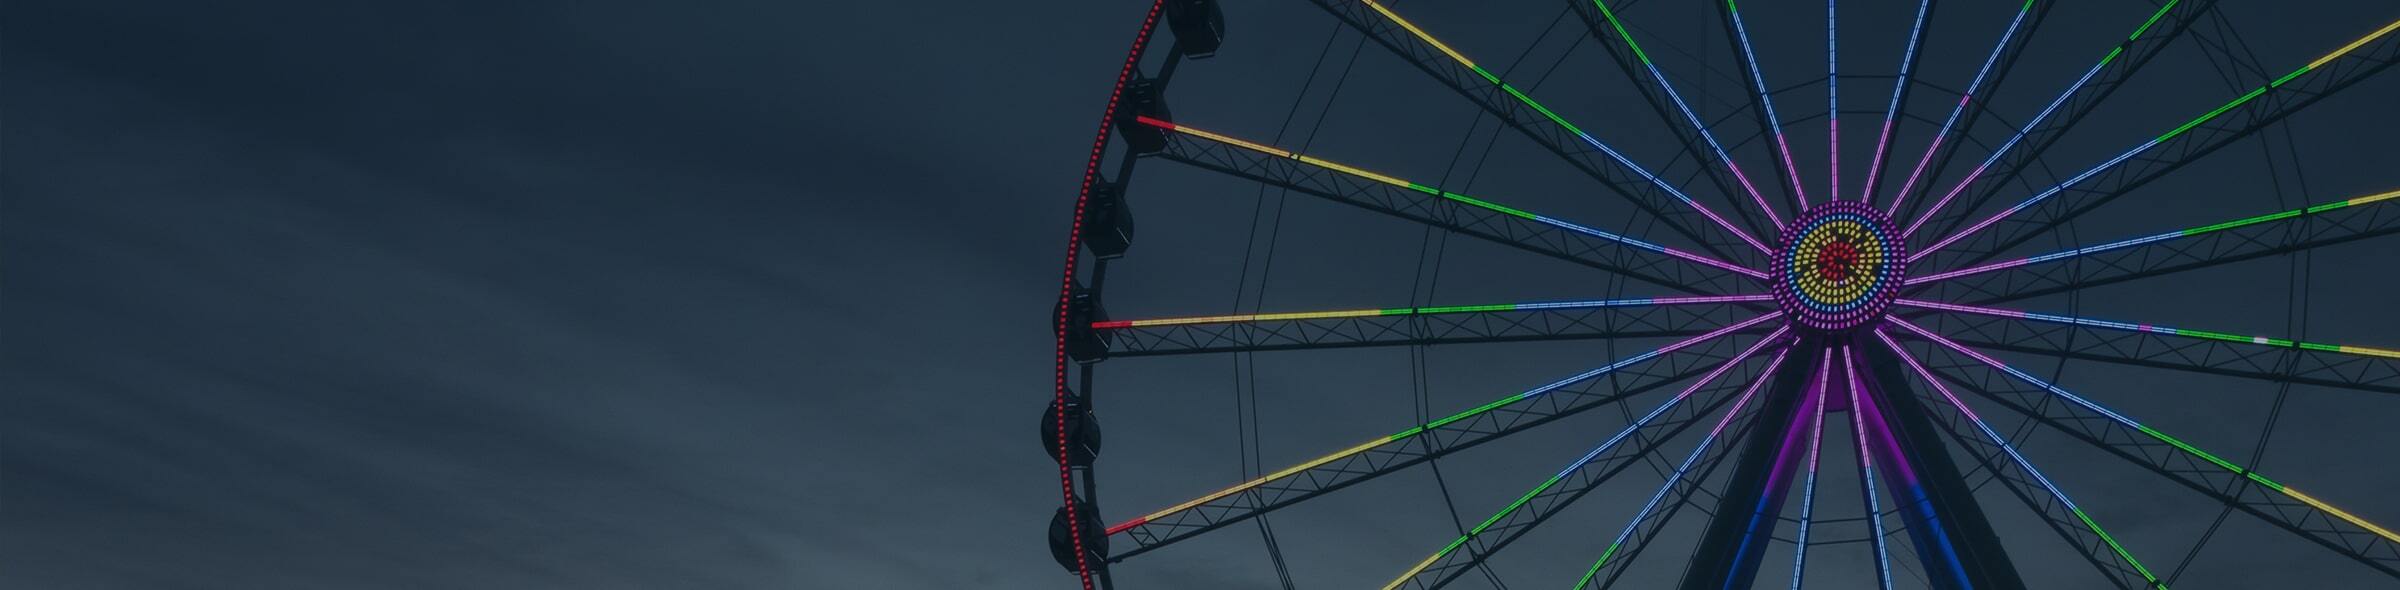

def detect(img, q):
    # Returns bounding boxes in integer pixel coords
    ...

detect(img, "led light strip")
[1108,313,1783,536]
[1358,0,1775,253]
[1908,188,2400,285]
[1775,201,1904,331]
[1840,347,1895,590]
[1887,0,2036,215]
[1895,299,2400,360]
[1825,0,1839,204]
[1913,18,2400,262]
[1790,219,1888,308]
[1387,325,1792,589]
[1850,347,1974,588]
[1092,294,1774,329]
[1886,316,2400,548]
[1590,0,1786,226]
[1901,0,2186,238]
[1572,344,1796,590]
[1135,115,1768,278]
[1789,347,1837,590]
[1873,328,2168,589]
[1724,351,1830,585]
[1052,3,1167,587]
[1860,0,1932,204]
[1725,0,1812,206]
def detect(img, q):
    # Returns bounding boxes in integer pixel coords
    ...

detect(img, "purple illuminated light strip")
[1848,344,1973,587]
[1723,357,1827,589]
[1789,346,1836,589]
[1571,344,1796,589]
[1886,0,2036,215]
[1872,327,2167,588]
[1589,0,1785,227]
[1387,326,1792,588]
[1724,0,1810,206]
[1912,18,2400,262]
[1861,0,1932,203]
[1888,316,2400,550]
[1902,0,2188,238]
[1841,347,1895,590]
[1825,0,1840,204]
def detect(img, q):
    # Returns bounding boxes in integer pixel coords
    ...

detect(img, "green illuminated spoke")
[1350,0,1775,254]
[1906,188,2400,286]
[1137,116,1768,279]
[1913,18,2400,261]
[1894,299,2400,362]
[1888,317,2400,553]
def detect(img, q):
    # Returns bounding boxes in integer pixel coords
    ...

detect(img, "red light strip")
[1051,3,1166,588]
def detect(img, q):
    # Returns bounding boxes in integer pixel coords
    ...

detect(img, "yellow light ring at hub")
[1788,218,1889,309]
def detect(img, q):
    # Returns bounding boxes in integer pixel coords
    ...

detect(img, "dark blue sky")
[4,1,2396,587]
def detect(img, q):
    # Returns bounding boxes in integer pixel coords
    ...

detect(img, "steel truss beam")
[1150,134,1760,297]
[1304,0,1769,268]
[1896,0,2210,236]
[1908,193,2400,305]
[1885,0,2054,219]
[1888,341,2153,590]
[1911,24,2400,274]
[1394,341,1792,590]
[1854,341,2030,590]
[1907,308,2400,395]
[1106,330,1785,562]
[1884,333,2400,578]
[1676,345,1821,590]
[1569,0,1782,240]
[1580,384,1767,590]
[1102,300,1764,357]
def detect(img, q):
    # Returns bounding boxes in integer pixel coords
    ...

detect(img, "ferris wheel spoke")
[1572,0,1789,227]
[1137,116,1766,288]
[1096,298,1767,357]
[1906,0,2215,247]
[1309,0,1776,259]
[1103,313,1783,561]
[1825,0,1838,205]
[1886,317,2400,578]
[1786,347,1836,589]
[1885,0,2044,217]
[1900,0,2205,239]
[1858,0,1933,205]
[1891,300,2400,395]
[1908,192,2400,305]
[1897,299,2400,362]
[1098,294,1774,331]
[1905,188,2400,289]
[1909,18,2400,265]
[1386,328,1793,590]
[1571,344,1790,590]
[1874,329,2170,589]
[1839,347,1897,590]
[1567,2,1782,241]
[1701,0,1814,213]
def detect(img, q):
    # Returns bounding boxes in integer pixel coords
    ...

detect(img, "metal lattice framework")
[1044,1,2400,588]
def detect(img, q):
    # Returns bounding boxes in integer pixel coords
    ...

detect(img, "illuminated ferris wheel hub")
[1774,200,1904,334]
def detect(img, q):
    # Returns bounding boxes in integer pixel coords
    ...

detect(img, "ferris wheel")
[1045,1,2400,588]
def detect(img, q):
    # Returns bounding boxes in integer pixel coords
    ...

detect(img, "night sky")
[4,1,2397,588]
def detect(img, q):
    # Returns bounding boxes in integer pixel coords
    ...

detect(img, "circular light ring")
[1774,200,1906,332]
